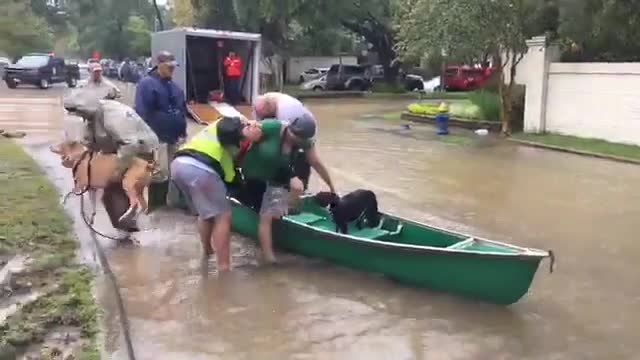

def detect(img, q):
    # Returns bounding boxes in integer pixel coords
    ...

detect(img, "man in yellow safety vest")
[169,116,262,271]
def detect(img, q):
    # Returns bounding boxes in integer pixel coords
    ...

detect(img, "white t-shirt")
[276,94,315,122]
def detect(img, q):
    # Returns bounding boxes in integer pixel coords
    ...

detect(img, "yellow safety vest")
[179,122,236,183]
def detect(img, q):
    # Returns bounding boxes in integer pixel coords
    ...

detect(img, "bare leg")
[212,211,232,271]
[197,218,214,256]
[258,213,277,263]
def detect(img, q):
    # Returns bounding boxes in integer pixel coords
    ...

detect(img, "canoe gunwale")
[230,197,552,262]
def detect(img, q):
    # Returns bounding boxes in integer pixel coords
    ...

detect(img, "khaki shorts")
[260,185,289,217]
[170,157,230,220]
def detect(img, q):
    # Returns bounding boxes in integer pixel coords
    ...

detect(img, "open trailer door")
[152,28,261,125]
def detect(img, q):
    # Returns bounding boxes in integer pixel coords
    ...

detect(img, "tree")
[192,0,239,30]
[170,0,194,26]
[0,0,53,58]
[64,0,156,59]
[396,0,540,135]
[339,0,399,82]
[152,0,164,30]
[557,0,640,62]
[127,15,151,57]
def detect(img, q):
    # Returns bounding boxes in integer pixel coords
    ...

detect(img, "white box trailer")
[151,27,261,123]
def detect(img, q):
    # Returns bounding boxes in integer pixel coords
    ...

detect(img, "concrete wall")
[286,56,358,83]
[544,63,640,145]
[522,36,640,145]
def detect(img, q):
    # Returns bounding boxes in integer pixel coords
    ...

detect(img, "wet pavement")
[3,83,640,359]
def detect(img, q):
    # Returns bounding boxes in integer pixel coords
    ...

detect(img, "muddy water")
[18,94,640,359]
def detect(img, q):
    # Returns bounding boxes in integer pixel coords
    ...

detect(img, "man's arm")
[104,79,121,99]
[305,146,336,193]
[134,80,154,122]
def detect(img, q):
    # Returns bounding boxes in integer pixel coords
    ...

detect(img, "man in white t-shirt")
[252,92,325,192]
[253,92,315,125]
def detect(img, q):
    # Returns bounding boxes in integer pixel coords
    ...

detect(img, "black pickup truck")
[3,53,80,89]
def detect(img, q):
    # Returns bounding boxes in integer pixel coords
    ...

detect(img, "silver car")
[300,74,327,91]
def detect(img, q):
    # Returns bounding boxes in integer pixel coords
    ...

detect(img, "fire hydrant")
[435,102,449,135]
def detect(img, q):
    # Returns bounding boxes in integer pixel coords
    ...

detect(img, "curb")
[296,91,365,100]
[401,112,502,132]
[507,138,640,165]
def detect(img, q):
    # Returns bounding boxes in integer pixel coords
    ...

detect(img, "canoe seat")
[447,238,476,250]
[286,212,325,225]
[350,227,390,239]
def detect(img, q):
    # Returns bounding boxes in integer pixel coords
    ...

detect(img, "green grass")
[0,139,98,357]
[512,133,640,160]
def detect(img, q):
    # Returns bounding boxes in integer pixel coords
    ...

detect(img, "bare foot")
[262,252,278,265]
[203,245,214,257]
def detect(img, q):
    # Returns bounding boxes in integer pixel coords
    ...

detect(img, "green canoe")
[230,196,554,305]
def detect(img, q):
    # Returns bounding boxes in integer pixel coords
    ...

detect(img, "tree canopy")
[6,0,640,66]
[0,0,53,58]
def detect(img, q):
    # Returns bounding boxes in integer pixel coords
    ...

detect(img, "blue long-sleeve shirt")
[134,71,187,144]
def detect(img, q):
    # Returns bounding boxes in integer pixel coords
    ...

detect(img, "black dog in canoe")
[313,189,381,234]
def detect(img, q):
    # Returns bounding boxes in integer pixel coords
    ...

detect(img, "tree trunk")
[498,54,519,136]
[152,0,164,31]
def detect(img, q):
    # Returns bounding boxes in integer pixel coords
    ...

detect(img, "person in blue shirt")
[135,51,188,209]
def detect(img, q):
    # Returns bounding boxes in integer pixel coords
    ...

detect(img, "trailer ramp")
[188,102,254,125]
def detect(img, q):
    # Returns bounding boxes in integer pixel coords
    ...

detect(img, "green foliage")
[557,0,640,62]
[469,91,500,122]
[407,102,485,120]
[62,0,156,58]
[0,0,53,58]
[127,16,152,57]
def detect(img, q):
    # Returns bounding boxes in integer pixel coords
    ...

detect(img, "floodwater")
[10,88,640,359]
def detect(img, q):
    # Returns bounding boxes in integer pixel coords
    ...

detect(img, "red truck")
[444,65,495,91]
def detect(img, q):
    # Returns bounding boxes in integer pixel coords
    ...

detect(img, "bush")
[407,103,440,116]
[407,102,483,119]
[469,90,501,122]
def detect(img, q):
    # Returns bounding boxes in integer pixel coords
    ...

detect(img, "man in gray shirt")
[252,92,329,192]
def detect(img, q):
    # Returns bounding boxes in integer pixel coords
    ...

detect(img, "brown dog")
[50,140,157,225]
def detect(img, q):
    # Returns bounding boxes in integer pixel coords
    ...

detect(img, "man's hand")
[176,136,186,146]
[289,177,304,195]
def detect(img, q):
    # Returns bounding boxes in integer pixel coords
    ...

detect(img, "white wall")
[544,63,640,145]
[286,56,358,83]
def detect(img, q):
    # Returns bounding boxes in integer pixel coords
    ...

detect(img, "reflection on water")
[26,98,640,359]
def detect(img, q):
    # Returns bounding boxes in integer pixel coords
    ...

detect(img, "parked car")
[0,57,10,79]
[300,74,327,91]
[404,74,425,91]
[422,76,441,92]
[3,53,80,89]
[325,64,372,91]
[444,65,493,91]
[298,67,328,84]
[403,74,442,92]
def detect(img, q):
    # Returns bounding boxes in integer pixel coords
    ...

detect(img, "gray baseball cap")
[156,51,179,67]
[288,113,316,139]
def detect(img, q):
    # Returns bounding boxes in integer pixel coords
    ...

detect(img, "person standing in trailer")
[223,51,243,105]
